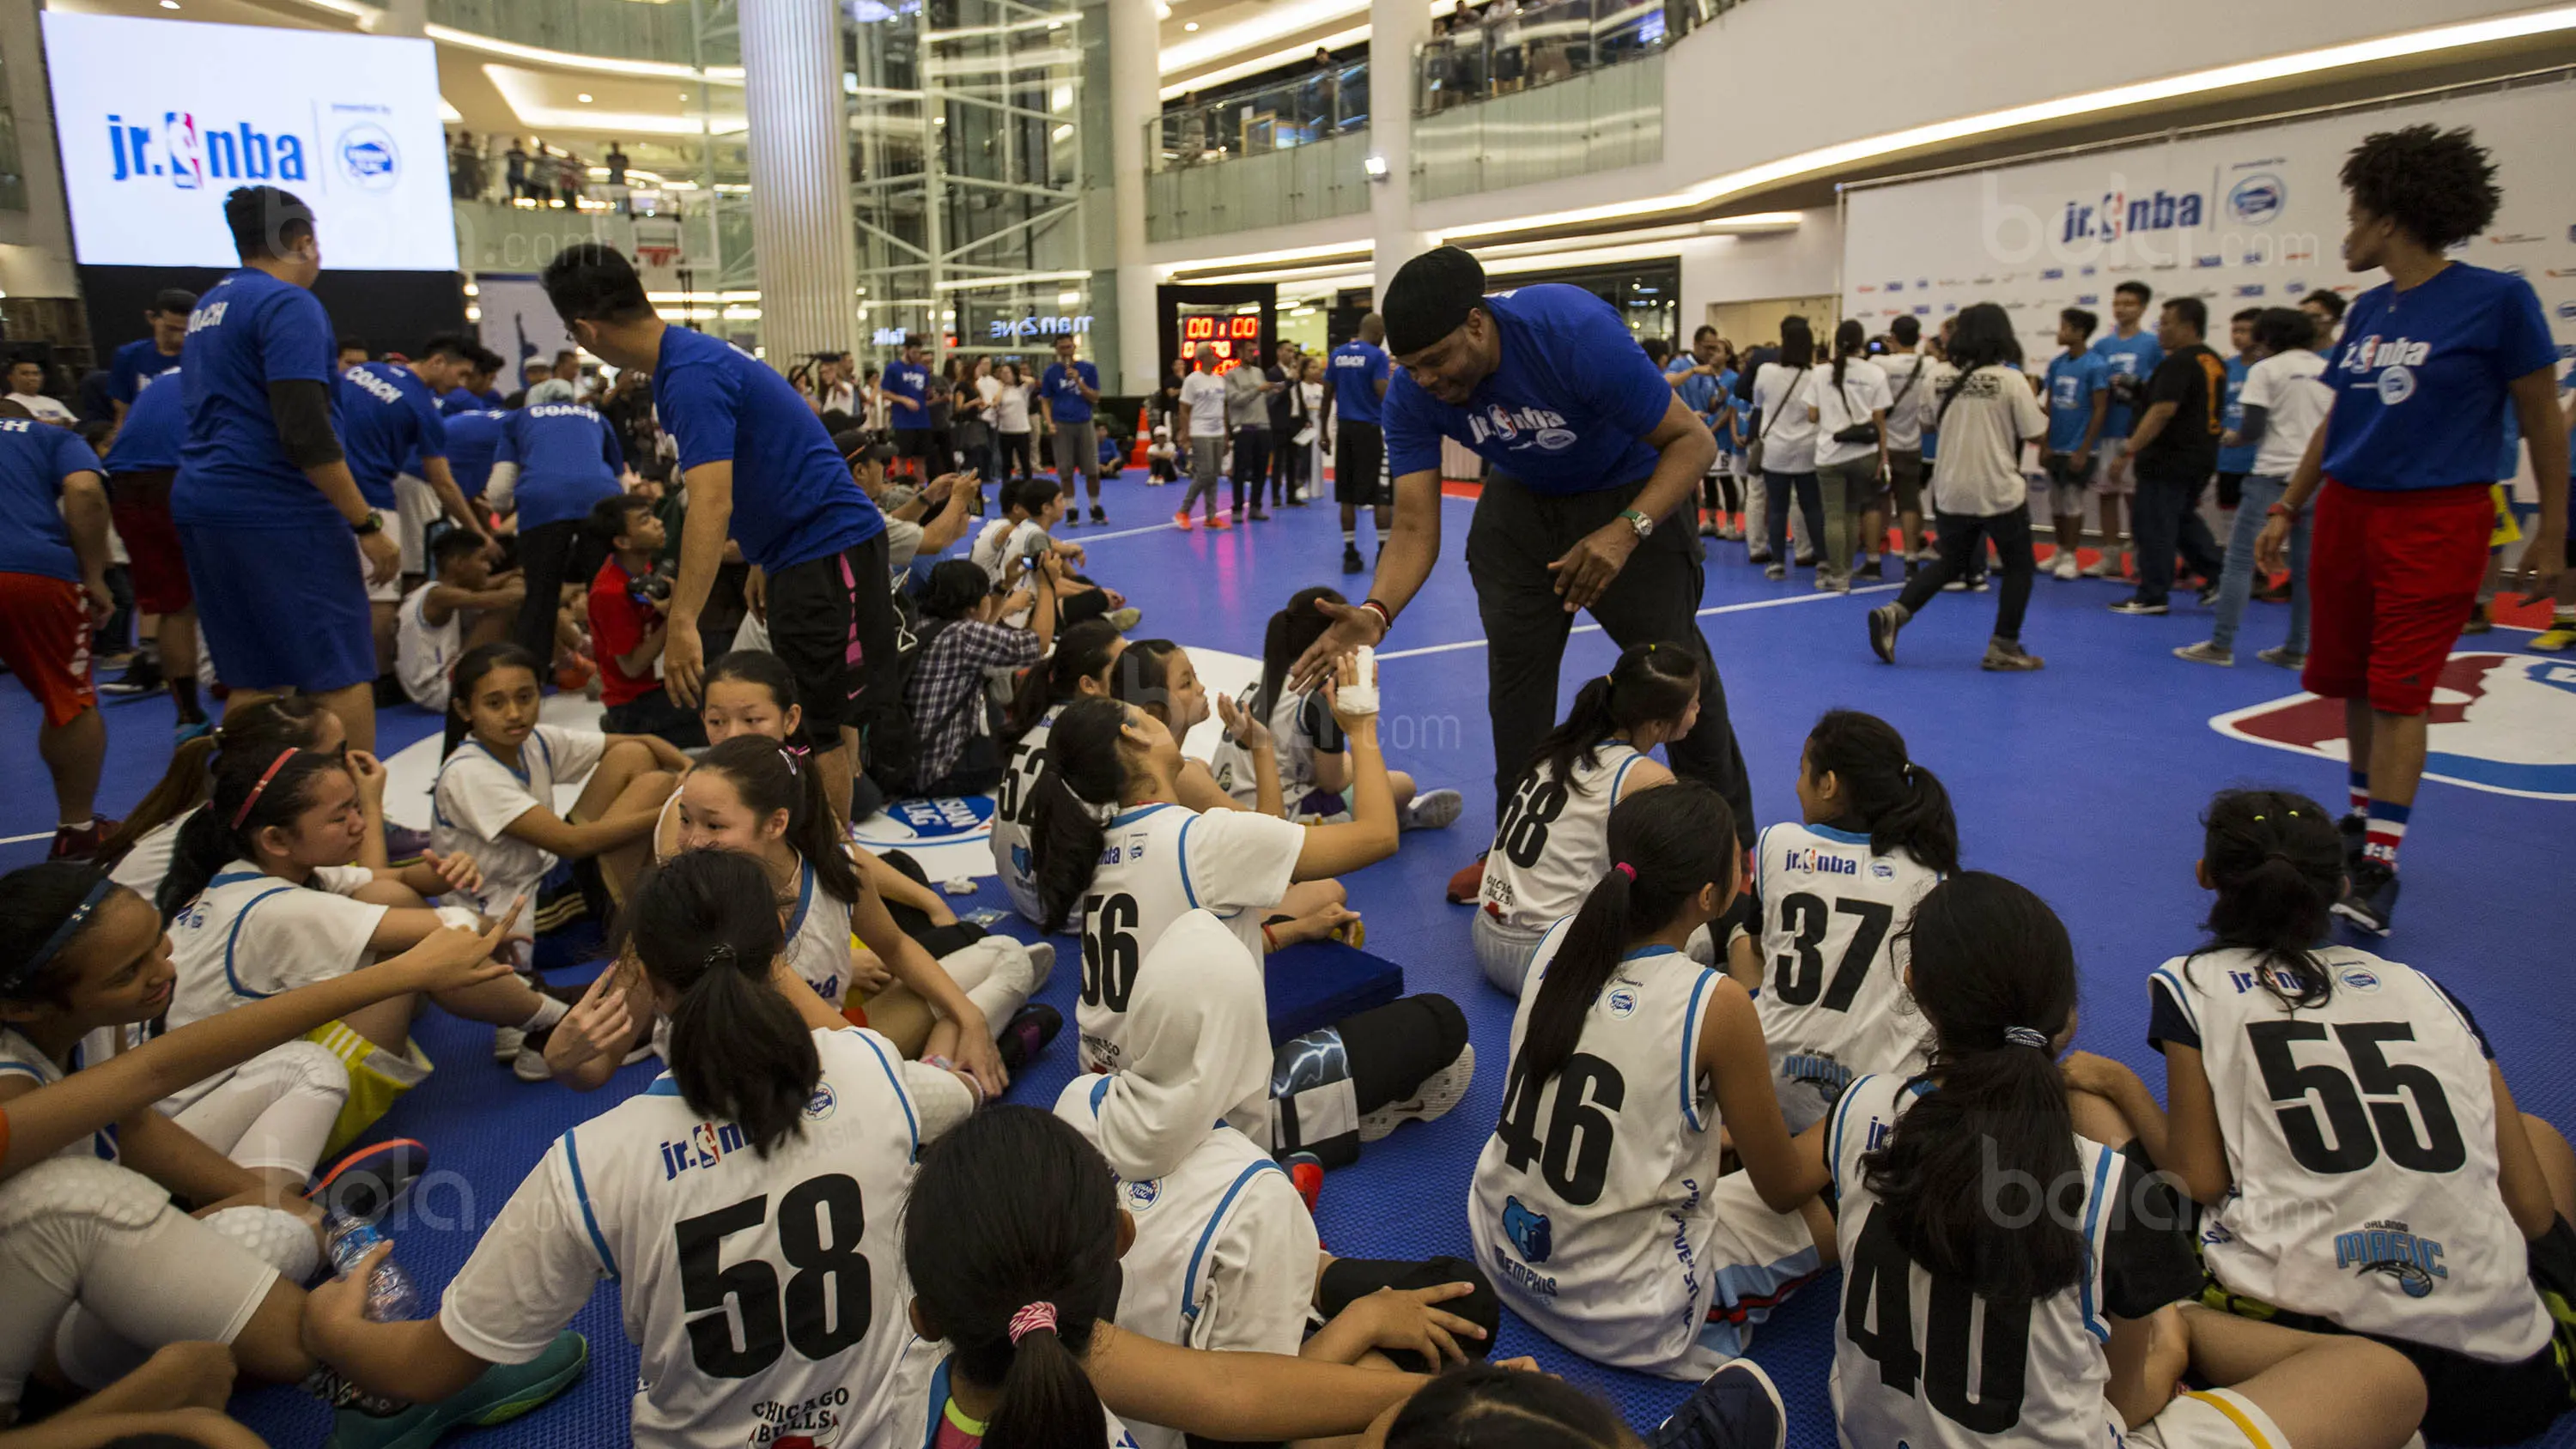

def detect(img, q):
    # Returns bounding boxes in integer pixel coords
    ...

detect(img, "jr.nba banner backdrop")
[1838,80,2576,499]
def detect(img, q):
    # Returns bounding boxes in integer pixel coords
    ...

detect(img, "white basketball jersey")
[1751,823,1940,1132]
[1468,923,1728,1373]
[1827,1073,2127,1449]
[165,864,392,1034]
[1054,1076,1315,1449]
[2153,946,2546,1362]
[0,1026,118,1163]
[780,858,855,1008]
[1074,803,1301,1075]
[992,705,1059,925]
[1478,744,1648,933]
[395,582,462,711]
[458,1028,927,1449]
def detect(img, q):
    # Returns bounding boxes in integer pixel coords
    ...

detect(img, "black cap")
[1382,245,1485,356]
[835,430,893,468]
[151,288,199,316]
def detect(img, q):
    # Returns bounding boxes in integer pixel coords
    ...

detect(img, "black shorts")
[763,533,896,740]
[1334,420,1387,506]
[891,429,935,462]
[2216,470,2247,511]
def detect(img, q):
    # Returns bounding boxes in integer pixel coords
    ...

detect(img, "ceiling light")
[1182,21,1199,31]
[577,94,593,103]
[1057,289,1084,306]
[1155,2,1170,15]
[159,2,180,9]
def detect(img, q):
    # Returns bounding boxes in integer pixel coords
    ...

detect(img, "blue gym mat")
[7,470,2571,1449]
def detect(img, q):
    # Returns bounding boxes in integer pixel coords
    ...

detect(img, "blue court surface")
[6,471,2573,1449]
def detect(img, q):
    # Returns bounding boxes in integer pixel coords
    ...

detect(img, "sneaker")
[1342,545,1364,575]
[1401,788,1464,831]
[1980,640,2045,671]
[2082,554,2125,579]
[2172,640,2234,666]
[1965,575,1990,592]
[98,654,163,696]
[2196,583,2221,609]
[2109,597,2169,615]
[994,1003,1062,1072]
[512,1028,558,1082]
[1206,512,1231,530]
[174,716,216,745]
[1173,510,1193,530]
[1285,1152,1324,1213]
[1023,940,1056,990]
[310,1138,429,1225]
[1286,496,1310,507]
[1793,553,1816,568]
[1647,1359,1787,1449]
[326,1330,587,1449]
[491,1025,526,1065]
[2333,858,2400,937]
[47,818,118,861]
[2531,621,2576,652]
[1249,509,1272,522]
[1090,506,1107,525]
[1698,518,1718,537]
[1106,606,1143,631]
[1764,563,1786,581]
[1941,577,1967,592]
[2462,602,2492,634]
[1358,1043,1474,1142]
[1745,549,1774,566]
[1446,855,1488,905]
[1811,573,1837,592]
[1719,527,1744,543]
[2256,646,2306,670]
[2052,554,2080,580]
[2337,811,2367,875]
[1867,603,1905,664]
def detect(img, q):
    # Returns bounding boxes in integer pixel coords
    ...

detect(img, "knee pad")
[0,1158,170,1238]
[201,1206,322,1284]
[250,1040,355,1102]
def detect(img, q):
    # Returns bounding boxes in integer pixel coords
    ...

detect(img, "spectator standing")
[528,146,560,209]
[504,138,530,201]
[1867,302,2049,671]
[0,403,115,858]
[603,141,629,188]
[1749,317,1823,582]
[2039,307,2109,580]
[106,289,195,425]
[99,359,204,739]
[173,186,394,754]
[1265,341,1302,507]
[556,149,585,209]
[2106,297,2227,616]
[2087,279,2163,579]
[820,355,859,419]
[1323,312,1394,573]
[1039,334,1107,524]
[991,361,1035,482]
[2215,308,2263,530]
[1811,318,1892,587]
[924,361,955,478]
[1875,315,1932,573]
[1224,350,1278,523]
[1286,355,1323,506]
[883,336,933,479]
[2178,306,2330,669]
[1174,344,1231,530]
[950,356,992,500]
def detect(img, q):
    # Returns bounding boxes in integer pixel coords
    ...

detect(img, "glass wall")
[1504,257,1679,344]
[428,0,725,68]
[0,39,22,212]
[1149,60,1369,170]
[1415,0,1735,114]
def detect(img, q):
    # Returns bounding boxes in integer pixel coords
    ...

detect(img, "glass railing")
[1148,62,1370,171]
[1415,0,1730,115]
[425,0,727,69]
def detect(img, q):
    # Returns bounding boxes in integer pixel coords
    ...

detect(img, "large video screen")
[42,12,459,271]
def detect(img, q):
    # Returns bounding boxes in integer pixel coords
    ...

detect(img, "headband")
[4,876,116,994]
[230,749,302,829]
[1006,1302,1058,1344]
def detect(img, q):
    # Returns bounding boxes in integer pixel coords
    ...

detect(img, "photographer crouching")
[585,493,707,747]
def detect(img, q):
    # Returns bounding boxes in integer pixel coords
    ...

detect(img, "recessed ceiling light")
[577,93,594,103]
[1182,21,1198,30]
[159,2,179,9]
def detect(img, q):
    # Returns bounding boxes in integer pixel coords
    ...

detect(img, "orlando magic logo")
[2336,1218,2447,1298]
[1503,1195,1553,1264]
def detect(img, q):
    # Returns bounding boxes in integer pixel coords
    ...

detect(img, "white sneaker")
[491,1025,526,1064]
[2052,554,2080,580]
[2082,553,2125,579]
[1023,940,1056,991]
[1401,788,1464,831]
[1358,1044,1474,1142]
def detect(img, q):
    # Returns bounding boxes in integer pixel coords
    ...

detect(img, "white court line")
[0,830,54,846]
[1377,583,1903,661]
[1055,487,1480,548]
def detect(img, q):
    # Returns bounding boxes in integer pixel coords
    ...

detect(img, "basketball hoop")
[636,245,681,268]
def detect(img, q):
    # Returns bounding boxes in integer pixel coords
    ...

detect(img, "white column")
[740,0,860,361]
[1367,0,1431,303]
[1109,0,1161,395]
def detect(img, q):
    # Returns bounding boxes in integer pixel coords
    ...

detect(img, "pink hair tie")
[1613,862,1637,881]
[1006,1301,1058,1344]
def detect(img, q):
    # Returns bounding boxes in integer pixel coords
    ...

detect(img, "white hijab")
[1078,909,1273,1180]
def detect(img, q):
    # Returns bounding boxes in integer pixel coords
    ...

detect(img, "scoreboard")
[1176,308,1266,376]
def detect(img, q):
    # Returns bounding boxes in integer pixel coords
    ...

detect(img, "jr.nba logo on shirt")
[660,1119,750,1180]
[2212,654,2576,800]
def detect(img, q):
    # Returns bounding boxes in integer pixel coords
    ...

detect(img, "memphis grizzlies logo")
[336,123,400,192]
[2336,1219,2447,1298]
[1503,1196,1553,1264]
[2211,654,2576,800]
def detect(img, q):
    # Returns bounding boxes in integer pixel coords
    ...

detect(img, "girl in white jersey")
[1211,589,1461,828]
[1474,641,1700,997]
[1470,781,1832,1379]
[902,1104,1473,1449]
[100,697,346,908]
[995,622,1127,924]
[303,850,975,1449]
[2062,790,2576,1446]
[1828,870,2424,1449]
[1726,709,1954,1132]
[1027,670,1473,1165]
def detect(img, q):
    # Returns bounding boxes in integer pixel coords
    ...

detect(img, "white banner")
[475,276,573,383]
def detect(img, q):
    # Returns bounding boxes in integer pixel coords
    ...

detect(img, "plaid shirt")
[904,619,1043,789]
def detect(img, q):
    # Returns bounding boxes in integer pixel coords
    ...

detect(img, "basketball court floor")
[5,473,2570,1447]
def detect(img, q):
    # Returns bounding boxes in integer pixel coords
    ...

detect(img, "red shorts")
[2302,478,2493,716]
[0,572,98,726]
[108,470,191,615]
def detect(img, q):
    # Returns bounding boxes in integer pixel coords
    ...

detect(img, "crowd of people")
[446,134,637,213]
[0,118,2569,1449]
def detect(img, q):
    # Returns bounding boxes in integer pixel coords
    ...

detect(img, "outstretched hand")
[1285,597,1386,694]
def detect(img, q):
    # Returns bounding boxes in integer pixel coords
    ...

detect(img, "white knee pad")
[257,1039,354,1100]
[0,1158,170,1239]
[200,1206,322,1284]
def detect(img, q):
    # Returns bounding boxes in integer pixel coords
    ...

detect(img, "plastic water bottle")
[324,1212,418,1322]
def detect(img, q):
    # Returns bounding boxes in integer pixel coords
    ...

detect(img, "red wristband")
[1360,598,1394,634]
[2265,503,2294,519]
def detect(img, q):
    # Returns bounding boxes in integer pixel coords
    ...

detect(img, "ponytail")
[442,641,544,758]
[1521,642,1700,793]
[2195,789,2340,1008]
[1803,709,1958,875]
[1024,697,1131,932]
[1514,781,1736,1100]
[691,736,861,906]
[1861,871,2083,1302]
[622,851,815,1156]
[1007,619,1121,740]
[97,697,336,866]
[905,1106,1119,1449]
[1260,587,1345,718]
[159,749,348,922]
[1832,317,1865,390]
[1111,638,1185,725]
[1384,1364,1628,1449]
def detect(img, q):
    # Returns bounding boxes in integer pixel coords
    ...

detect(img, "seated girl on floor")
[102,698,364,906]
[904,557,1059,798]
[1211,587,1461,830]
[1473,640,1699,997]
[1470,781,1832,1379]
[994,621,1127,925]
[2061,788,2576,1448]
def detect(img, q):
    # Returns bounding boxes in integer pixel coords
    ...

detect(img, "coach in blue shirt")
[1291,246,1754,841]
[1039,334,1106,524]
[171,185,393,754]
[105,288,194,426]
[542,243,907,840]
[0,409,116,858]
[1321,313,1394,574]
[489,399,627,664]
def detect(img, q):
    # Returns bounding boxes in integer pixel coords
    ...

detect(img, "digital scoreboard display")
[1177,308,1266,375]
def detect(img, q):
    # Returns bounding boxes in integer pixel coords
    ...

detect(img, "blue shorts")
[180,520,376,694]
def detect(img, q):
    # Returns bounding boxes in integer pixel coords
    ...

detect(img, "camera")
[629,562,675,606]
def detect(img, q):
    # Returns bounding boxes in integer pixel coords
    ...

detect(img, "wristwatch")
[349,513,385,537]
[1618,507,1656,541]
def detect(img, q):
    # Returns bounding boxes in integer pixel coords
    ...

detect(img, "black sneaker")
[310,1137,429,1224]
[1868,603,1905,664]
[2338,811,2367,875]
[1090,506,1108,525]
[995,1003,1063,1072]
[2462,602,2493,634]
[2334,858,2400,937]
[1966,574,1990,592]
[2196,583,2221,608]
[2109,597,2170,615]
[1647,1360,1787,1449]
[98,654,163,696]
[1794,553,1817,568]
[1341,545,1364,575]
[1862,555,1886,579]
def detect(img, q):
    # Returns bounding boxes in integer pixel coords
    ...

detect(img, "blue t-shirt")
[103,366,188,474]
[653,326,882,573]
[882,358,931,431]
[441,411,506,500]
[337,362,448,510]
[1328,341,1391,427]
[2091,329,2163,439]
[2044,351,2109,453]
[2215,354,2256,474]
[1039,360,1099,424]
[498,403,625,530]
[1384,285,1668,494]
[2321,264,2556,494]
[107,338,183,406]
[440,389,488,417]
[171,269,342,530]
[0,421,106,584]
